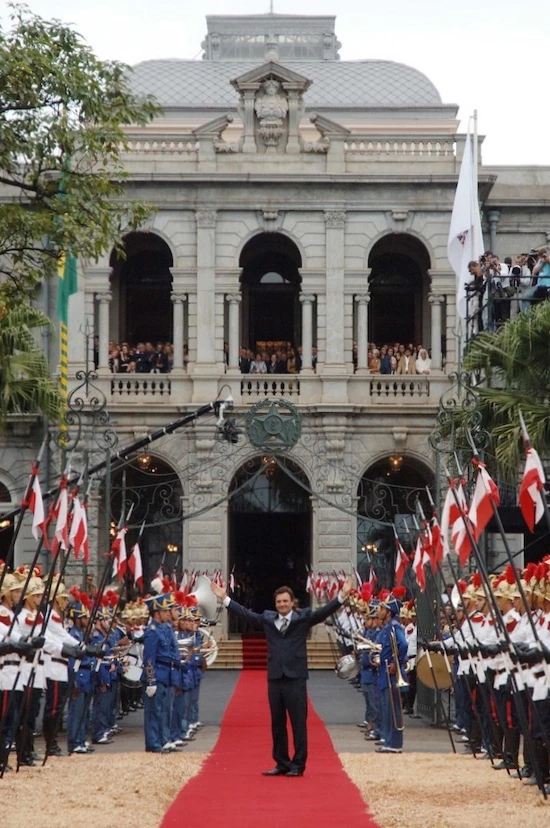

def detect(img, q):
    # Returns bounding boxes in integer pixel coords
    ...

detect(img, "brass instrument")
[386,628,408,732]
[353,631,382,653]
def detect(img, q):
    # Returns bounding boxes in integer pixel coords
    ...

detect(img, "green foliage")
[461,301,550,474]
[0,303,63,423]
[0,4,161,304]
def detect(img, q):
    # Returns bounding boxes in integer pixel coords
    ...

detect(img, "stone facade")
[1,14,549,631]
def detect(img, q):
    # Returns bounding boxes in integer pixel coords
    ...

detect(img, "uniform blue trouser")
[189,682,200,725]
[144,683,173,751]
[379,684,404,750]
[92,687,111,741]
[170,689,184,741]
[361,683,380,735]
[67,689,89,751]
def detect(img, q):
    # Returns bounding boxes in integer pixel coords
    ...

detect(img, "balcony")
[82,371,450,410]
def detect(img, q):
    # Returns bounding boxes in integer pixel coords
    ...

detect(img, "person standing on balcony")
[397,348,417,375]
[415,349,431,375]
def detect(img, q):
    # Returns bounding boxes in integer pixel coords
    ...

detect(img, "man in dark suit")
[211,576,353,776]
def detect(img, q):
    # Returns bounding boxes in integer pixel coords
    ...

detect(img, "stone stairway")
[210,637,338,670]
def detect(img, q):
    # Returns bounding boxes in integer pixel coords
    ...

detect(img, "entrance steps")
[210,638,338,671]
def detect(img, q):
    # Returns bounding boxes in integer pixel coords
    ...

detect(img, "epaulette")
[471,613,484,623]
[150,623,156,630]
[0,612,10,626]
[487,618,496,626]
[506,619,518,633]
[52,613,63,624]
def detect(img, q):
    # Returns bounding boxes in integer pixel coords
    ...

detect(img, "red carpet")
[161,671,379,828]
[242,633,267,669]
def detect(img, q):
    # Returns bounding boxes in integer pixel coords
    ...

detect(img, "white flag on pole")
[447,122,484,320]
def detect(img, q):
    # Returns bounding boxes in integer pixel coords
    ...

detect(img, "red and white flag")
[468,460,500,541]
[111,527,128,580]
[128,542,143,592]
[451,482,473,566]
[28,473,47,545]
[179,570,189,591]
[52,477,69,553]
[69,494,89,561]
[519,447,546,532]
[430,513,444,570]
[394,538,410,586]
[412,536,428,592]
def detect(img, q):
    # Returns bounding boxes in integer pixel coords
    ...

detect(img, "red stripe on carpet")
[161,671,378,828]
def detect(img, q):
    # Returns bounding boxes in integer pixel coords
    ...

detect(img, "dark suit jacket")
[226,597,342,680]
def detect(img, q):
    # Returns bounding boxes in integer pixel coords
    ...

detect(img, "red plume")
[69,585,81,600]
[106,589,118,607]
[378,588,390,602]
[100,595,109,607]
[361,582,373,601]
[392,586,407,600]
[162,576,171,592]
[184,594,198,607]
[458,579,468,595]
[472,572,482,589]
[174,591,186,606]
[505,565,516,586]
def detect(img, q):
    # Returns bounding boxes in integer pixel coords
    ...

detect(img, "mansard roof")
[129,59,443,110]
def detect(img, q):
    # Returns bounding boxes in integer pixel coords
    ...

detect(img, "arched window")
[367,235,431,347]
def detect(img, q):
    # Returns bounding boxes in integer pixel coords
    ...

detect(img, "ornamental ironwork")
[245,399,302,451]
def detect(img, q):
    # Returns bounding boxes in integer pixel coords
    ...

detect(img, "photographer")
[521,247,550,309]
[465,259,486,335]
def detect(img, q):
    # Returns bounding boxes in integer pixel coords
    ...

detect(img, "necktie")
[280,617,289,635]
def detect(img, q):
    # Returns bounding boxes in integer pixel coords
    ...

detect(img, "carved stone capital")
[355,293,371,305]
[171,292,188,305]
[324,210,346,229]
[226,293,242,304]
[257,209,284,232]
[428,293,444,305]
[96,292,112,303]
[299,293,316,305]
[196,210,217,229]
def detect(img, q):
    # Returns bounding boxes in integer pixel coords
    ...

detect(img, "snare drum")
[336,653,359,680]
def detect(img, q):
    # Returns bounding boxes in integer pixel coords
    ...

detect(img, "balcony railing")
[111,376,172,397]
[369,378,431,400]
[241,378,301,398]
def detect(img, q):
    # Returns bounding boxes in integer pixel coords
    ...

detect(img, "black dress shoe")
[286,768,304,777]
[262,767,288,776]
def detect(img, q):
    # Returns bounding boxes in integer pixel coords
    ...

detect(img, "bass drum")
[416,649,453,690]
[336,653,359,680]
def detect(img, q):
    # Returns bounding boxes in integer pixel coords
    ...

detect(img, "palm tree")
[0,304,62,426]
[461,301,550,475]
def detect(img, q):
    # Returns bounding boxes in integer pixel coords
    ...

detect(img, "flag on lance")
[111,527,128,580]
[468,460,500,541]
[27,469,47,545]
[52,476,69,553]
[128,541,144,592]
[394,538,410,586]
[412,535,428,592]
[69,493,89,562]
[450,481,473,566]
[519,447,546,532]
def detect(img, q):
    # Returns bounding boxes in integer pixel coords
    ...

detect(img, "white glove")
[145,685,157,698]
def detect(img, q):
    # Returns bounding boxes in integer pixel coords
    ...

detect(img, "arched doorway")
[0,481,14,563]
[228,456,311,633]
[109,454,183,591]
[239,233,302,353]
[110,232,174,346]
[367,235,430,346]
[356,455,434,590]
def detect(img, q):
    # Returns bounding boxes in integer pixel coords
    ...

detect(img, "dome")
[128,59,442,110]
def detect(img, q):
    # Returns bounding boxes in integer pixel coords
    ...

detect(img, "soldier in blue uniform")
[169,607,195,746]
[359,601,381,741]
[374,593,408,754]
[90,606,114,745]
[142,593,181,753]
[187,608,207,735]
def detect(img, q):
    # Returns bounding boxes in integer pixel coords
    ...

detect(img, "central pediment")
[230,60,312,93]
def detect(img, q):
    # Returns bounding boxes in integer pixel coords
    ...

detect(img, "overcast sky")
[7,0,550,165]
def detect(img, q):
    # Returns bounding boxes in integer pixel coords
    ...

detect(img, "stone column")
[299,293,315,374]
[428,293,443,370]
[487,209,501,255]
[241,89,257,153]
[196,210,217,366]
[323,210,346,367]
[96,292,112,372]
[355,293,370,374]
[171,292,187,371]
[226,293,242,371]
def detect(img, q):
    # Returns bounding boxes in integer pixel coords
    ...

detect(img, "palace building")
[2,13,550,638]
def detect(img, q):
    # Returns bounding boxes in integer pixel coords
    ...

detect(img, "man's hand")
[145,685,157,698]
[210,580,227,602]
[340,576,354,600]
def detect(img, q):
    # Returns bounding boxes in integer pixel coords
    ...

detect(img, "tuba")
[189,575,219,623]
[387,628,408,732]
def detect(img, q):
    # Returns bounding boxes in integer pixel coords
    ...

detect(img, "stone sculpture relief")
[254,79,289,152]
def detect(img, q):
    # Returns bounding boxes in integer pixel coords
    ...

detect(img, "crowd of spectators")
[93,340,186,374]
[466,247,550,331]
[232,344,317,374]
[353,342,432,375]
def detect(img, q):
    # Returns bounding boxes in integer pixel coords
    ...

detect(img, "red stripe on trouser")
[50,681,59,717]
[1,691,8,718]
[489,694,497,722]
[506,700,514,730]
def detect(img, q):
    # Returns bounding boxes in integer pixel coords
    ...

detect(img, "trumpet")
[353,631,382,652]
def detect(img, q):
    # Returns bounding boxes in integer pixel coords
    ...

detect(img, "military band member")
[142,592,181,753]
[374,592,408,754]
